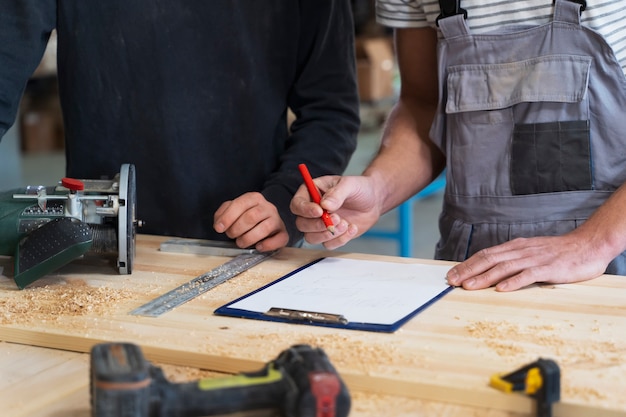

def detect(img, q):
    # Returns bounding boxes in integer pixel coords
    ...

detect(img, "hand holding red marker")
[298,163,335,235]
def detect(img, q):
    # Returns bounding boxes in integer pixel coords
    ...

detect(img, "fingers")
[214,192,269,237]
[446,236,608,292]
[214,192,289,251]
[321,222,359,250]
[290,178,351,247]
[291,174,383,251]
[290,185,324,219]
[295,213,358,249]
[255,231,289,252]
[447,258,536,292]
[290,176,343,218]
[317,176,355,213]
[291,184,358,249]
[446,239,546,290]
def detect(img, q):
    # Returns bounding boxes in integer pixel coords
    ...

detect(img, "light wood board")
[0,342,532,417]
[1,234,625,416]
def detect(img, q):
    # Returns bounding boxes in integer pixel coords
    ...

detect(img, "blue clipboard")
[214,257,454,333]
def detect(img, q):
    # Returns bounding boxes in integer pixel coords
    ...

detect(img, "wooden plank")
[1,235,625,416]
[2,343,620,417]
[0,342,530,417]
[0,342,87,417]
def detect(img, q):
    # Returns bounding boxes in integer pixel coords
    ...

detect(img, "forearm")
[284,0,359,178]
[572,183,626,264]
[362,96,444,215]
[361,27,443,215]
[262,0,358,235]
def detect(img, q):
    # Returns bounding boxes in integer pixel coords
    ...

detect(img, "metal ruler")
[130,251,276,317]
[159,238,257,257]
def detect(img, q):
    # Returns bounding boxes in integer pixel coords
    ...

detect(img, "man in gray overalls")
[290,0,626,291]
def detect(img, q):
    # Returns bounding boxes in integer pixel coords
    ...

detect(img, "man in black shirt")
[0,1,360,252]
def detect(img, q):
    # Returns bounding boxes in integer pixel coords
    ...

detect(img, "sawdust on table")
[241,331,407,375]
[0,279,136,325]
[157,362,225,382]
[465,319,626,404]
[350,391,529,417]
[464,319,621,361]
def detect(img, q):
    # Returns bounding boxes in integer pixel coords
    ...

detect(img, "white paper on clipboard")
[215,257,454,332]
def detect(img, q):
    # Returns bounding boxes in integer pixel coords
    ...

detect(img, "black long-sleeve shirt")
[0,0,360,245]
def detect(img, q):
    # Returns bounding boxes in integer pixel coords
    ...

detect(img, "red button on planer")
[61,177,85,191]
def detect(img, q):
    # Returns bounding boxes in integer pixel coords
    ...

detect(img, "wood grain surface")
[0,341,530,417]
[1,234,625,416]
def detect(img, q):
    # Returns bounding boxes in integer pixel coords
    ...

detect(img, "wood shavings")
[0,279,135,325]
[466,319,626,408]
[465,319,626,365]
[466,320,519,339]
[484,340,526,357]
[350,391,529,417]
[157,362,225,382]
[563,384,606,402]
[243,332,400,374]
[351,391,442,417]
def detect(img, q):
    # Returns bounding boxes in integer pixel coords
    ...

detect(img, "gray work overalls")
[431,0,626,274]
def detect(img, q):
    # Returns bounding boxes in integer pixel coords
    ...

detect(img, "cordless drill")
[90,342,351,417]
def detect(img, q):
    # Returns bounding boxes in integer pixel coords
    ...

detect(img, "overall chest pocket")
[445,54,593,196]
[511,119,591,194]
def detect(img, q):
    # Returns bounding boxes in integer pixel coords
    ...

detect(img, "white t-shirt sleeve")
[375,0,430,28]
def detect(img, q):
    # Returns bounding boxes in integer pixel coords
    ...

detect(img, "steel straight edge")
[1,326,623,417]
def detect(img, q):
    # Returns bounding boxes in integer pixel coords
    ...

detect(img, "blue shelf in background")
[362,173,446,257]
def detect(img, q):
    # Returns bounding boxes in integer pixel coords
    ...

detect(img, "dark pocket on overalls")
[444,54,593,196]
[511,120,592,195]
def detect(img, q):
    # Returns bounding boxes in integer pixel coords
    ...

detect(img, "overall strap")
[436,0,466,25]
[553,0,585,25]
[437,0,588,26]
[437,0,470,38]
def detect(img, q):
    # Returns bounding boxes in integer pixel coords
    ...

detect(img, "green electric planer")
[0,164,139,289]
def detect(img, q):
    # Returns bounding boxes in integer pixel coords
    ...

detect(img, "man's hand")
[290,175,382,250]
[214,192,288,252]
[446,233,610,291]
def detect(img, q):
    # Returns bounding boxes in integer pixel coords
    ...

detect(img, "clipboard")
[214,257,454,333]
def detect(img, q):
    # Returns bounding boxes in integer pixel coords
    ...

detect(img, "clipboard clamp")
[265,307,348,325]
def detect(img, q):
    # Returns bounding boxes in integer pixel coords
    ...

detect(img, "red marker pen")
[298,163,335,235]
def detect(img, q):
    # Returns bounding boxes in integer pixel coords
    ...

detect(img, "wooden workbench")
[1,234,625,416]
